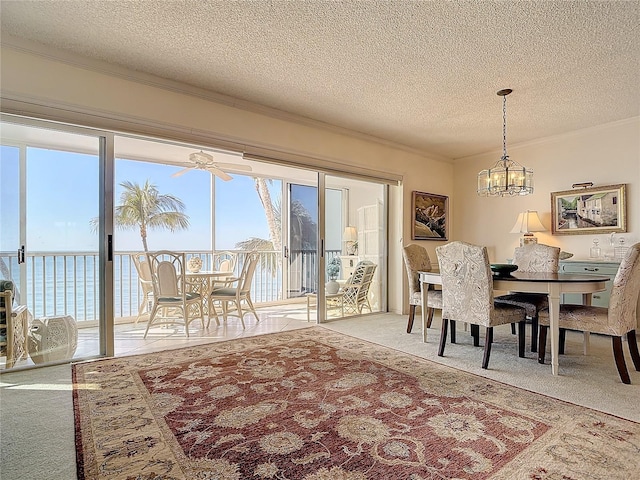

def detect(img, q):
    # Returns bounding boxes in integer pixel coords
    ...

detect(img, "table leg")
[581,293,592,355]
[548,285,561,375]
[421,283,428,343]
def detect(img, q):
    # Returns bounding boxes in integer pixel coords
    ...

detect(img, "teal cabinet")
[559,260,620,308]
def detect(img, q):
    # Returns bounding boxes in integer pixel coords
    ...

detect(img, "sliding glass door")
[0,118,109,370]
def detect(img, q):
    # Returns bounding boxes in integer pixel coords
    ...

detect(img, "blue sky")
[1,146,341,253]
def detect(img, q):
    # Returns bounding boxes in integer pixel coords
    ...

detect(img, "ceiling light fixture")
[477,89,533,197]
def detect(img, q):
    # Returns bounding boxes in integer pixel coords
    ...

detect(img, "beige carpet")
[72,326,640,480]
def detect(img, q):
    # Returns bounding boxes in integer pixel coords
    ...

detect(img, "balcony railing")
[0,249,341,323]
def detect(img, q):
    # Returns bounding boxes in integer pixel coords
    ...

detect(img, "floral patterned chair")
[538,242,640,384]
[494,243,561,352]
[436,241,527,369]
[402,244,442,336]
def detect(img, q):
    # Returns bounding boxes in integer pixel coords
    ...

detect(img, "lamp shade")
[510,210,546,234]
[343,226,357,241]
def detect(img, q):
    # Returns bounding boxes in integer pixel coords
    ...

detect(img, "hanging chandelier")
[477,89,533,197]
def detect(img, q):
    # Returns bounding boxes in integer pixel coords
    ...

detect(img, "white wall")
[453,118,640,262]
[0,42,454,315]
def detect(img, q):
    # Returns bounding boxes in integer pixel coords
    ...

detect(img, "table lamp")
[510,210,546,246]
[343,226,358,255]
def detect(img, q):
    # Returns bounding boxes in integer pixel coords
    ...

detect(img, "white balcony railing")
[0,249,341,323]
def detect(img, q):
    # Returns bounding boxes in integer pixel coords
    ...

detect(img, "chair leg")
[538,325,548,364]
[245,295,259,322]
[530,315,539,353]
[143,303,159,339]
[482,327,494,369]
[471,324,480,347]
[612,336,631,384]
[426,307,435,328]
[627,330,640,371]
[559,328,566,355]
[518,320,526,358]
[438,316,448,357]
[407,305,416,333]
[450,320,456,344]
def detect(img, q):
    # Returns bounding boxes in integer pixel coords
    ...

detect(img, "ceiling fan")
[171,150,252,181]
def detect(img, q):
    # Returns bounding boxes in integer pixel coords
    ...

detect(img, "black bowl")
[490,263,518,277]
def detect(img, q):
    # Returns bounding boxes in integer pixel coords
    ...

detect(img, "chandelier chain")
[502,94,508,159]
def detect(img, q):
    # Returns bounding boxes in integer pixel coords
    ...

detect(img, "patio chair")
[144,251,205,338]
[402,244,442,334]
[494,243,561,352]
[436,241,527,369]
[538,242,640,384]
[210,251,260,328]
[0,280,29,369]
[214,250,238,277]
[131,252,154,324]
[339,261,377,315]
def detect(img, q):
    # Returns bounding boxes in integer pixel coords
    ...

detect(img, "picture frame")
[412,191,448,240]
[551,184,627,235]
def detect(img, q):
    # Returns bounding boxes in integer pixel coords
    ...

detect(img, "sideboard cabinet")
[559,260,620,308]
[560,259,640,329]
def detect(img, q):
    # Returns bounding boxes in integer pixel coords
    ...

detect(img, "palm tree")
[96,180,190,252]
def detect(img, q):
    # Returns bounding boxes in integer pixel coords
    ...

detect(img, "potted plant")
[326,257,341,294]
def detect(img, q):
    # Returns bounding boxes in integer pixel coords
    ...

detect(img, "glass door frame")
[1,113,115,362]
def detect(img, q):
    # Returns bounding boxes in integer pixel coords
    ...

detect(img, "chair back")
[215,251,237,274]
[147,251,186,298]
[608,242,640,332]
[238,252,259,293]
[345,261,377,305]
[132,253,153,283]
[436,241,493,326]
[513,243,560,273]
[402,244,433,295]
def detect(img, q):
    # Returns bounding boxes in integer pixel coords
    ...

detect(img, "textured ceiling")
[1,1,639,159]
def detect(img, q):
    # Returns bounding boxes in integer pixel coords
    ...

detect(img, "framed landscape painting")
[551,184,627,235]
[412,191,448,240]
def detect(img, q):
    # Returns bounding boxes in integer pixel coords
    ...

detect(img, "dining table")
[419,269,610,376]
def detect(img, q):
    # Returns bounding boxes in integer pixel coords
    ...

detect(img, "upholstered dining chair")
[210,251,260,328]
[494,243,561,352]
[436,241,528,369]
[538,242,640,384]
[402,244,442,335]
[144,251,205,338]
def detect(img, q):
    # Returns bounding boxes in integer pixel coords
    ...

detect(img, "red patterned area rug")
[73,327,639,480]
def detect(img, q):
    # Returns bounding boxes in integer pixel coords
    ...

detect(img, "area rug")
[73,327,640,480]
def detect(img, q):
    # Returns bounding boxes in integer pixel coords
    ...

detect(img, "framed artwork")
[551,184,627,235]
[412,191,448,240]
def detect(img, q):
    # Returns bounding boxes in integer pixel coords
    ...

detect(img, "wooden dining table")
[419,270,610,376]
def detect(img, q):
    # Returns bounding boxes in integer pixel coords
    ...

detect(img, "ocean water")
[2,253,286,323]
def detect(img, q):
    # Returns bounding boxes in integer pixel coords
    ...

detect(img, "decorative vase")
[187,256,202,273]
[326,279,340,294]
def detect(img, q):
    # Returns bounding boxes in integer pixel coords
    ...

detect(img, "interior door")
[0,118,109,370]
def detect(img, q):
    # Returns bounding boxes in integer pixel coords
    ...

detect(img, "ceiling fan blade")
[207,166,233,181]
[214,162,253,172]
[171,166,194,177]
